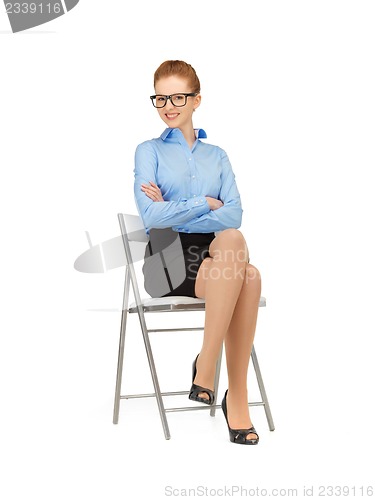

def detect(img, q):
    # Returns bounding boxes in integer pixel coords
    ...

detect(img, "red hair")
[154,60,201,93]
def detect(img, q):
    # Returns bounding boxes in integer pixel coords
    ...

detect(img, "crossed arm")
[141,182,223,210]
[134,144,243,233]
[140,179,242,233]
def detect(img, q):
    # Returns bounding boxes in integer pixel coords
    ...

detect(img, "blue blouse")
[133,127,243,235]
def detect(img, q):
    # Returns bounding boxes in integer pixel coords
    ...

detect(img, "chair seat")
[129,295,266,313]
[129,296,206,313]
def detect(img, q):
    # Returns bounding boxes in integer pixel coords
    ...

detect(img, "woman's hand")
[205,196,224,210]
[140,184,222,209]
[141,181,164,202]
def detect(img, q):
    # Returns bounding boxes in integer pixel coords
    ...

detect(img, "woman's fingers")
[141,182,163,201]
[141,182,158,192]
[141,186,155,196]
[144,182,161,195]
[141,185,158,197]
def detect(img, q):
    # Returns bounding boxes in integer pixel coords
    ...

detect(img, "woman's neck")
[178,125,196,149]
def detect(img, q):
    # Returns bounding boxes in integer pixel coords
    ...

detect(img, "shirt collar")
[160,127,207,141]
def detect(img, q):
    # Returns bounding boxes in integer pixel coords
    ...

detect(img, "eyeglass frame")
[149,92,198,108]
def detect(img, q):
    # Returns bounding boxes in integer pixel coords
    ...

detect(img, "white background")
[1,1,375,499]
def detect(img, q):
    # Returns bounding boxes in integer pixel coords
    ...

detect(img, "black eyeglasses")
[150,93,198,108]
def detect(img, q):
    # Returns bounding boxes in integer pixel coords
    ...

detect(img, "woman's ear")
[193,93,202,111]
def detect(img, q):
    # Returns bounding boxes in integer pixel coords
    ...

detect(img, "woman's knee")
[218,228,246,246]
[209,229,248,260]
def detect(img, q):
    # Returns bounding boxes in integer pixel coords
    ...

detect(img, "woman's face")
[154,75,201,130]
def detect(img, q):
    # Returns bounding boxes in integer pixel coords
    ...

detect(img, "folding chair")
[113,213,275,440]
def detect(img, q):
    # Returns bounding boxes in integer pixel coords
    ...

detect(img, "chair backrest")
[120,214,149,243]
[118,213,149,307]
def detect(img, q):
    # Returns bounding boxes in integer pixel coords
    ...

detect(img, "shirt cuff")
[185,195,209,212]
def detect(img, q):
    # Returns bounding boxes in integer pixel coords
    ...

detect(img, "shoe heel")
[188,353,215,406]
[192,354,198,382]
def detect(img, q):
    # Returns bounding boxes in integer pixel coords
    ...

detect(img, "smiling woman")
[133,59,262,445]
[151,61,202,147]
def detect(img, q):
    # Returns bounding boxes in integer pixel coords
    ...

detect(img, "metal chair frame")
[113,213,275,439]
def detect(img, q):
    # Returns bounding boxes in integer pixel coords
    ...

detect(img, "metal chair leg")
[251,346,275,431]
[113,266,130,424]
[210,343,223,417]
[137,309,171,440]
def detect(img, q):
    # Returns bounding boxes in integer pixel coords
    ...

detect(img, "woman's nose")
[165,97,176,109]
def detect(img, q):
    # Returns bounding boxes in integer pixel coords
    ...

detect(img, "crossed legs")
[194,229,261,441]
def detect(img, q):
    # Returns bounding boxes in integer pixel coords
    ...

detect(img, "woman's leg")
[224,263,261,440]
[193,229,248,395]
[194,229,261,440]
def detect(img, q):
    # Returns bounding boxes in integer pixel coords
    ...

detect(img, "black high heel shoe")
[221,389,259,445]
[188,354,215,405]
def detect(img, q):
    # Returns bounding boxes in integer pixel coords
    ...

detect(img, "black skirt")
[142,228,216,298]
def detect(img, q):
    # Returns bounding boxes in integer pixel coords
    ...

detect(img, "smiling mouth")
[165,113,179,120]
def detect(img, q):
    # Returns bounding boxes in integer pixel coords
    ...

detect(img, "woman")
[133,60,262,445]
